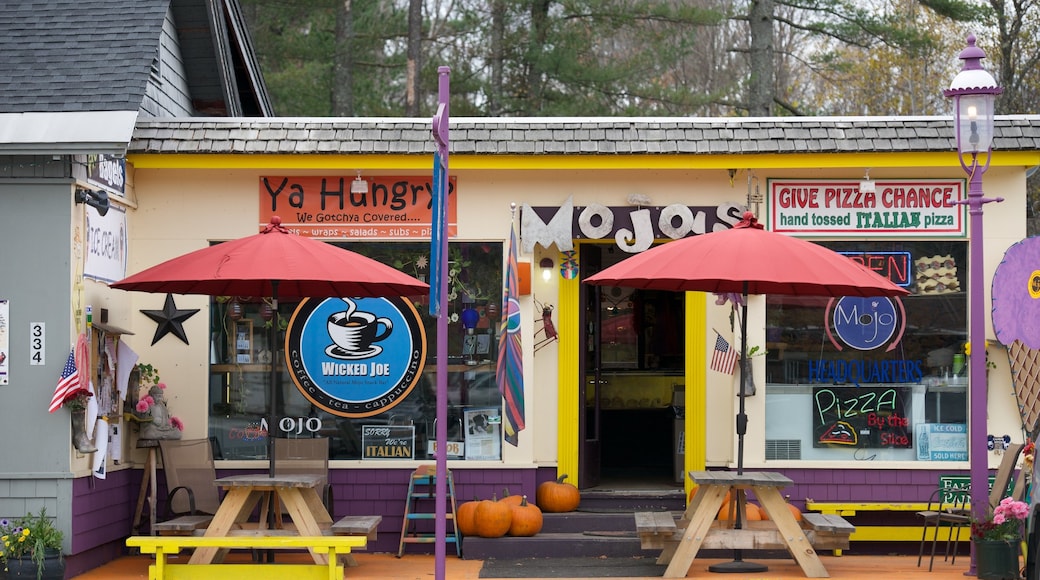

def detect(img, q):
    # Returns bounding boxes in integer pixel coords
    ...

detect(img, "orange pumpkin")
[473,497,512,538]
[456,497,481,537]
[715,491,734,520]
[536,474,581,513]
[745,503,763,521]
[499,487,525,507]
[759,499,803,522]
[508,496,543,537]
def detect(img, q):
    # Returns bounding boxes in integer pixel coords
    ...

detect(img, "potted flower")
[0,508,64,579]
[971,497,1029,580]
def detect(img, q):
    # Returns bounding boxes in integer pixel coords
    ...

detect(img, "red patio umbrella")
[585,211,907,573]
[112,216,429,474]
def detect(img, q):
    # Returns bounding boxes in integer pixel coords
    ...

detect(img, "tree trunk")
[405,0,422,116]
[488,0,506,116]
[747,0,775,116]
[332,0,355,116]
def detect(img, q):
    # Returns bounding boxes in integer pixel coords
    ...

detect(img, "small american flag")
[710,332,738,375]
[48,349,82,413]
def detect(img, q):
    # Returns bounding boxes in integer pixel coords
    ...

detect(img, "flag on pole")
[49,349,84,412]
[710,332,738,375]
[497,221,525,446]
[429,152,446,316]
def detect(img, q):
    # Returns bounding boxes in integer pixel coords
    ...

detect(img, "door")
[579,246,603,488]
[579,244,686,489]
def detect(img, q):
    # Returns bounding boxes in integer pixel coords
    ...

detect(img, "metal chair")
[158,438,221,518]
[273,437,334,516]
[917,442,1024,570]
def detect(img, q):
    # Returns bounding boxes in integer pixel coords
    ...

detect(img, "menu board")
[812,386,912,449]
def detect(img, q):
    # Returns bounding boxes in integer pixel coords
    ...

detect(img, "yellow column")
[556,270,580,483]
[684,292,707,500]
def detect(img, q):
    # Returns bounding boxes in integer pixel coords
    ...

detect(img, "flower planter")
[3,549,64,579]
[975,539,1021,580]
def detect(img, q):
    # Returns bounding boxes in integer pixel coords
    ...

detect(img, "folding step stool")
[398,464,461,557]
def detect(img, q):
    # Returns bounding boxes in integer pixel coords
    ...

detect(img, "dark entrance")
[579,244,685,489]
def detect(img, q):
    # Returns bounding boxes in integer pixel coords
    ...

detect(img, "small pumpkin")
[508,495,543,537]
[473,496,512,538]
[536,474,581,513]
[499,487,525,507]
[456,497,481,537]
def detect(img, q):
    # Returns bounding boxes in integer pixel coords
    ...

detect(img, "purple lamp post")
[943,34,1003,571]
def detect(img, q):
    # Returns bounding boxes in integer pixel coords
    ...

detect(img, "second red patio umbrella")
[112,216,429,474]
[586,211,907,572]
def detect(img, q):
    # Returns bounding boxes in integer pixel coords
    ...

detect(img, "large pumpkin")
[499,487,525,507]
[759,499,803,522]
[536,474,581,513]
[473,497,512,538]
[508,496,543,537]
[456,497,481,537]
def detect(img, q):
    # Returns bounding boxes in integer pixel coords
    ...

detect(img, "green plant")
[0,508,63,576]
[972,497,1029,541]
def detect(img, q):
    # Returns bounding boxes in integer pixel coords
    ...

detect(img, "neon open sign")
[839,251,911,287]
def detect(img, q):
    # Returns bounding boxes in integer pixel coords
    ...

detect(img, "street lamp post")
[943,34,1003,572]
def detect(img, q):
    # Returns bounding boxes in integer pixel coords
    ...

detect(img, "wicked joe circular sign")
[285,297,427,418]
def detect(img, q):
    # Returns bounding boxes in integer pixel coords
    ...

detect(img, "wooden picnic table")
[661,471,830,578]
[188,473,333,566]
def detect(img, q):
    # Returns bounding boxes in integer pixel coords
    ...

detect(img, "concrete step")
[461,531,649,560]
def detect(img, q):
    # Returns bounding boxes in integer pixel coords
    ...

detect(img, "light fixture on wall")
[351,171,368,194]
[859,169,875,194]
[540,257,554,281]
[75,187,110,216]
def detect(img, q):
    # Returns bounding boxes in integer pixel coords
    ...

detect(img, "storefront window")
[764,241,968,462]
[207,241,504,461]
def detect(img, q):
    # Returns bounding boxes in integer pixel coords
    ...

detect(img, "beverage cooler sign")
[769,179,965,237]
[812,386,912,448]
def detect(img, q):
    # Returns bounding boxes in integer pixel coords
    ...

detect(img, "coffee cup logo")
[326,298,393,359]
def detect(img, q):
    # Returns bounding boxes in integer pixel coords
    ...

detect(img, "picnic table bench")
[635,471,855,578]
[126,534,366,580]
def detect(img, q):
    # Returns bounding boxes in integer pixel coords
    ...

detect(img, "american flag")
[710,332,738,375]
[48,349,82,413]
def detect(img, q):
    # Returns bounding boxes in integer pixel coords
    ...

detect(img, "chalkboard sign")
[361,425,415,459]
[812,386,912,449]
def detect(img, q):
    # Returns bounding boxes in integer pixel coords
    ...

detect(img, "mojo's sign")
[260,175,458,239]
[286,297,426,418]
[768,179,965,237]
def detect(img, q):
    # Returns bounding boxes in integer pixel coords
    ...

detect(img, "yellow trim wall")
[111,138,1035,479]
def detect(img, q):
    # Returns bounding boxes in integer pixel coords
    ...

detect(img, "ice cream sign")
[768,179,965,237]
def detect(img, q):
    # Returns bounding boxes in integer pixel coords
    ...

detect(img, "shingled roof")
[130,116,1040,156]
[0,0,169,113]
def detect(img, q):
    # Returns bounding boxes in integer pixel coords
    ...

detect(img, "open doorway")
[579,244,685,490]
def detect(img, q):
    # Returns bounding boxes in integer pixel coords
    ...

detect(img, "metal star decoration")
[141,294,199,345]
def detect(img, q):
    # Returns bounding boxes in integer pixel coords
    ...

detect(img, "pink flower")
[157,382,167,390]
[135,398,152,413]
[993,513,1007,525]
[170,417,184,431]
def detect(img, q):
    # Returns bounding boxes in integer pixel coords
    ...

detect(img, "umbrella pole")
[268,281,279,477]
[708,286,767,574]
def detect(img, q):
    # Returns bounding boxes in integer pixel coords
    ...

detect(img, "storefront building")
[26,115,1040,569]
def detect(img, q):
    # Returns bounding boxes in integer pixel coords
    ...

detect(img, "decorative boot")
[71,409,97,453]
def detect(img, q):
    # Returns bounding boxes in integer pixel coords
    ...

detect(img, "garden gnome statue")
[139,385,181,440]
